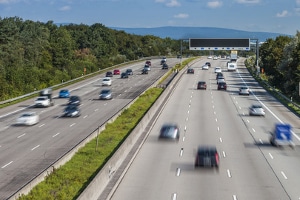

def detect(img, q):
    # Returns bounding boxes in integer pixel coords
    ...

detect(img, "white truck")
[34,88,54,107]
[227,62,237,71]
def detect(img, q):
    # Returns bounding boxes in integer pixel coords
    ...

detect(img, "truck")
[227,62,237,71]
[230,50,238,62]
[270,123,295,148]
[34,88,54,107]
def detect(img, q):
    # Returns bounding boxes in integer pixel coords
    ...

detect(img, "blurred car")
[16,112,39,126]
[217,76,225,84]
[34,96,51,107]
[144,65,151,71]
[99,89,112,100]
[105,71,113,77]
[141,68,148,74]
[187,68,194,74]
[162,63,169,69]
[205,62,211,67]
[197,81,207,90]
[202,65,209,70]
[213,56,218,60]
[195,145,219,168]
[126,69,133,75]
[239,86,250,95]
[160,60,166,65]
[113,69,120,75]
[145,60,151,66]
[217,82,227,90]
[159,124,180,140]
[121,72,129,78]
[59,89,70,98]
[207,55,212,59]
[214,67,222,73]
[102,77,112,86]
[63,105,80,117]
[216,72,223,79]
[249,104,265,116]
[68,95,81,105]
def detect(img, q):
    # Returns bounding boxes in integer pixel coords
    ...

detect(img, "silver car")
[239,86,250,95]
[249,104,265,116]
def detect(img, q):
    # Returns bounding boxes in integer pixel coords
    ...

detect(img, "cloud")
[59,5,71,11]
[276,10,289,17]
[174,13,189,18]
[0,0,18,4]
[296,0,300,5]
[155,0,181,7]
[207,1,223,8]
[235,0,260,4]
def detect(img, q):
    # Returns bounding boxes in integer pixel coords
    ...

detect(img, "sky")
[0,0,300,35]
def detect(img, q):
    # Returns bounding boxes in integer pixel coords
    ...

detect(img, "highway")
[108,58,300,200]
[0,58,180,199]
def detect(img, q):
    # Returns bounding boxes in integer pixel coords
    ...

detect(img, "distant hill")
[109,26,291,42]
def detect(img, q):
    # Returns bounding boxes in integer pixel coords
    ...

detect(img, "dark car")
[121,72,129,78]
[217,82,227,90]
[141,68,148,74]
[216,72,223,80]
[126,69,133,75]
[195,146,219,168]
[187,68,194,74]
[162,63,169,69]
[105,71,113,77]
[68,95,81,105]
[197,81,207,90]
[99,89,112,100]
[63,105,80,117]
[159,124,180,141]
[205,62,211,67]
[160,60,166,65]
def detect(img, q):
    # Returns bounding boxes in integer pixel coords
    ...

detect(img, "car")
[205,62,211,67]
[213,56,218,60]
[217,82,227,90]
[239,86,250,95]
[141,68,148,74]
[144,65,151,71]
[68,95,81,105]
[160,60,166,65]
[187,68,194,74]
[63,105,81,117]
[102,77,112,86]
[113,69,120,75]
[207,55,212,59]
[214,67,222,73]
[34,96,51,107]
[121,72,129,78]
[99,89,113,100]
[159,124,180,141]
[202,65,209,70]
[216,72,223,80]
[195,146,219,168]
[162,63,169,69]
[16,112,39,126]
[217,76,225,84]
[197,81,207,90]
[59,89,70,98]
[105,71,113,77]
[145,60,151,66]
[249,104,265,116]
[126,69,133,75]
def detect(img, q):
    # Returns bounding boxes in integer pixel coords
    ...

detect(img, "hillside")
[110,26,290,42]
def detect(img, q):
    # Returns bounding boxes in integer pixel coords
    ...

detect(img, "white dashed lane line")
[1,161,13,168]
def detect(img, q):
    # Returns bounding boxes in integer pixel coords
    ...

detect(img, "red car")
[113,69,120,75]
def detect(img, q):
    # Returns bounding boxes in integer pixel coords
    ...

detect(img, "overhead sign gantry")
[189,38,250,50]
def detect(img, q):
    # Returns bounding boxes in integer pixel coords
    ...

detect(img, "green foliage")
[18,88,163,200]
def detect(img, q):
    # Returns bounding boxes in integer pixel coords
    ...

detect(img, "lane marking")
[219,138,223,143]
[227,169,232,178]
[53,133,60,137]
[269,153,274,159]
[222,151,226,158]
[38,124,45,128]
[31,145,40,151]
[281,171,288,179]
[83,115,88,118]
[2,161,13,168]
[182,136,185,142]
[172,193,177,200]
[252,128,256,132]
[180,148,183,157]
[233,195,238,200]
[217,127,220,131]
[17,133,26,138]
[259,139,263,144]
[70,123,76,127]
[176,168,181,176]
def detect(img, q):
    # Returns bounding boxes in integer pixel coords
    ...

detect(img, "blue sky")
[0,0,299,35]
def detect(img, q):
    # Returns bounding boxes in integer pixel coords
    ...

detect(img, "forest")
[0,17,299,102]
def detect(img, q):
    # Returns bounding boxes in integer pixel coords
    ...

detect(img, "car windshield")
[252,105,262,108]
[101,90,110,94]
[21,113,33,117]
[37,97,46,100]
[65,106,77,111]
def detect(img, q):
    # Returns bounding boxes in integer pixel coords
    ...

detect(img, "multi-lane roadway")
[0,58,180,200]
[107,58,300,200]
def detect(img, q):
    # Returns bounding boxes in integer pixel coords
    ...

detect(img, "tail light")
[215,153,219,164]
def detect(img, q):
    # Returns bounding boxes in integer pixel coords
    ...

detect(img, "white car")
[249,104,265,116]
[202,65,209,70]
[102,77,112,86]
[214,67,222,73]
[213,56,218,60]
[239,86,250,95]
[16,112,39,126]
[207,55,212,59]
[34,96,51,107]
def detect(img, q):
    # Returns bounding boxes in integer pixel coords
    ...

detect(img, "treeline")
[258,32,300,101]
[0,17,199,101]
